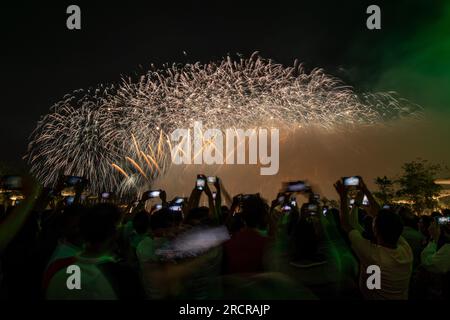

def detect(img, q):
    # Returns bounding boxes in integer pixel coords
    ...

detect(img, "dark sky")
[0,0,446,168]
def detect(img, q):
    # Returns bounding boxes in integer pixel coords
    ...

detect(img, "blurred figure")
[46,205,85,266]
[223,196,269,274]
[398,206,425,270]
[335,178,413,300]
[420,220,450,274]
[44,204,144,299]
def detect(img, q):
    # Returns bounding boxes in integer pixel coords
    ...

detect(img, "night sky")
[0,0,448,169]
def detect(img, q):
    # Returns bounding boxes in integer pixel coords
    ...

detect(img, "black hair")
[185,206,210,225]
[80,203,121,245]
[374,209,404,247]
[398,206,418,229]
[150,208,172,231]
[241,195,268,229]
[133,211,150,234]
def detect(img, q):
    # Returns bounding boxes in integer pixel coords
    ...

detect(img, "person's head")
[418,215,432,238]
[398,206,418,229]
[241,195,268,229]
[293,217,319,260]
[185,206,210,225]
[431,211,442,218]
[362,215,375,241]
[59,204,86,245]
[221,205,230,222]
[373,209,404,248]
[150,208,172,236]
[80,203,121,253]
[133,210,150,235]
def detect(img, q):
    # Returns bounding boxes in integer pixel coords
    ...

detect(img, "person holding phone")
[419,219,450,274]
[335,177,413,300]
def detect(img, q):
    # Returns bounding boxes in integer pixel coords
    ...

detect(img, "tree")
[396,159,442,214]
[373,176,395,205]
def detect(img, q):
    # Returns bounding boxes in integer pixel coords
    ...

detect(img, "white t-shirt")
[421,242,450,274]
[46,255,118,300]
[349,229,413,300]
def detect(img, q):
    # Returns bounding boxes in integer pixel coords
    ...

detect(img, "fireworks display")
[26,52,423,194]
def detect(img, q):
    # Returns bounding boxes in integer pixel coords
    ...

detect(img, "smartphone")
[173,197,186,204]
[196,175,206,191]
[65,175,84,187]
[147,190,161,198]
[290,199,297,207]
[285,181,307,192]
[1,176,23,190]
[322,206,329,216]
[207,176,218,184]
[362,195,369,206]
[65,196,75,206]
[342,176,360,187]
[212,191,217,200]
[169,205,183,212]
[436,216,450,225]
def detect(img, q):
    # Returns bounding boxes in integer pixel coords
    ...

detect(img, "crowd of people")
[0,174,449,300]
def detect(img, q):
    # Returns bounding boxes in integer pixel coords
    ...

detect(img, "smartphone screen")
[286,181,306,192]
[174,197,185,204]
[437,216,450,225]
[196,177,206,190]
[169,205,182,212]
[362,195,369,206]
[148,190,161,198]
[343,176,360,186]
[207,176,217,184]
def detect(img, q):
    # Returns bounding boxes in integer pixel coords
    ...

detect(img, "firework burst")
[26,53,422,194]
